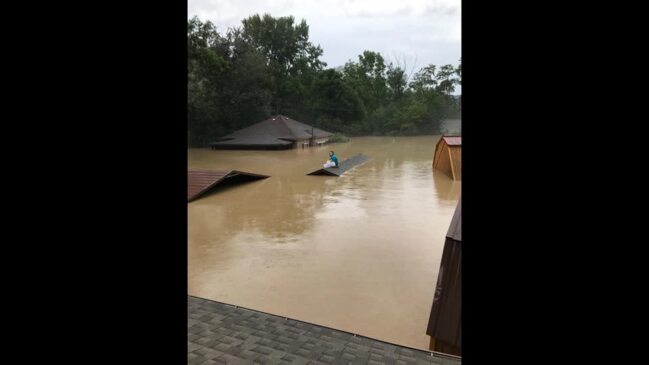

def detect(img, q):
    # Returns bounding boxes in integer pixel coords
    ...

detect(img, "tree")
[187,17,272,147]
[435,64,460,96]
[241,14,326,114]
[187,15,462,144]
[312,69,365,131]
[409,65,437,91]
[386,64,407,100]
[188,17,228,146]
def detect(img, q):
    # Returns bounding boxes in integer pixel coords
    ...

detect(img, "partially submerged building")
[433,136,461,180]
[426,197,461,356]
[210,115,333,150]
[187,170,269,202]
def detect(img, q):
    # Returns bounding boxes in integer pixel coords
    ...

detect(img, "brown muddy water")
[188,136,460,350]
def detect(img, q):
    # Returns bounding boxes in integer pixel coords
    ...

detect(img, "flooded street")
[188,136,460,350]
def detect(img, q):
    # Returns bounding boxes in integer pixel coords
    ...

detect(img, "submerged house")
[210,115,333,150]
[433,135,461,180]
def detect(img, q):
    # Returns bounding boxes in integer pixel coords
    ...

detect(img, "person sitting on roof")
[323,150,339,168]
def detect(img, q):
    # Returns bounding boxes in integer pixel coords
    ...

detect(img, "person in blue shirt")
[324,150,339,168]
[329,151,339,167]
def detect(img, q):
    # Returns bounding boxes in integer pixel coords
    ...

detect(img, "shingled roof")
[188,296,462,364]
[211,115,333,148]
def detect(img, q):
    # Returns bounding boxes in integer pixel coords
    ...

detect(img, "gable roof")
[442,136,461,146]
[212,115,333,147]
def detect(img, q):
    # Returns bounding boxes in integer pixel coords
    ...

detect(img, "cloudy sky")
[188,0,460,81]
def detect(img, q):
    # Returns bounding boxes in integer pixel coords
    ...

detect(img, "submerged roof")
[211,115,333,147]
[187,169,269,202]
[307,153,370,176]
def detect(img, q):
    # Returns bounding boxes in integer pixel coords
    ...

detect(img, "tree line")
[188,14,461,147]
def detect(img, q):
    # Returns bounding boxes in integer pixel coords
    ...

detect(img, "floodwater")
[188,136,460,350]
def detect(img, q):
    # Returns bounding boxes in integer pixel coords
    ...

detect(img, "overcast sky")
[188,0,461,91]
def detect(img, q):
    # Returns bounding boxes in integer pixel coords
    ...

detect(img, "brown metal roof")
[442,136,461,146]
[446,197,461,241]
[426,235,462,352]
[427,198,462,354]
[188,170,269,202]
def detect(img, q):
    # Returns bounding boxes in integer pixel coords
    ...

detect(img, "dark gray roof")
[307,154,370,176]
[188,296,461,364]
[446,197,461,241]
[211,115,333,147]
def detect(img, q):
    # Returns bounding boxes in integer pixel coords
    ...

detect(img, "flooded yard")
[188,136,460,350]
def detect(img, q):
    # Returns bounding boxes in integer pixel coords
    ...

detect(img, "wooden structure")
[426,197,461,356]
[307,154,370,176]
[433,136,461,180]
[188,170,269,202]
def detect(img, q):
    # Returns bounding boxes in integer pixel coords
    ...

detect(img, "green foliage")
[187,15,461,147]
[329,133,350,143]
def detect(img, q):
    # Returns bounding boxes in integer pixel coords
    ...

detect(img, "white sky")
[188,0,461,90]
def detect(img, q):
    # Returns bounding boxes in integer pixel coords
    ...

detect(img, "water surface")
[188,136,460,350]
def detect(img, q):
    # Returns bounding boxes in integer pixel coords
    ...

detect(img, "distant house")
[433,136,461,180]
[210,115,333,150]
[427,197,461,356]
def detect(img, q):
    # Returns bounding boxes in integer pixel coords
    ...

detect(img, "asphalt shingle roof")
[211,115,333,147]
[188,296,462,365]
